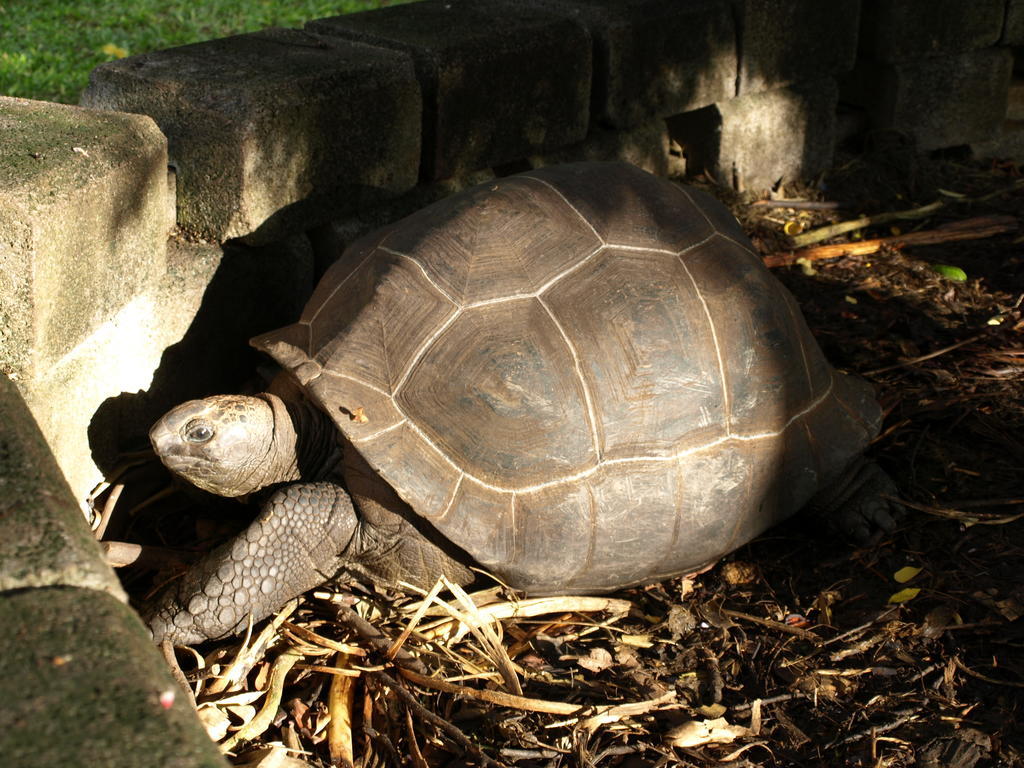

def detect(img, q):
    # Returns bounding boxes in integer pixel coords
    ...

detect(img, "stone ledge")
[0,586,226,768]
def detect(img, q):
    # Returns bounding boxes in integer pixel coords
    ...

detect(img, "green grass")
[0,0,407,104]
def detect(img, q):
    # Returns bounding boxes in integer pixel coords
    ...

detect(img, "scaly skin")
[145,482,357,646]
[810,458,900,543]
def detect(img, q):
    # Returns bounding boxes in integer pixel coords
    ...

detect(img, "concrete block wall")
[980,0,1024,158]
[73,1,1024,243]
[308,0,592,181]
[79,27,422,245]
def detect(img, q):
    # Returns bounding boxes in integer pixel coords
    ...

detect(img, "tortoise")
[146,161,896,646]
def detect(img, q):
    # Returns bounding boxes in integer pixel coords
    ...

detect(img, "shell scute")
[380,176,602,305]
[398,298,597,487]
[542,245,726,460]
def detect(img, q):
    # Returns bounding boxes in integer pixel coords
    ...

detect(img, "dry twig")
[327,651,357,767]
[222,650,305,753]
[333,603,428,675]
[765,215,1017,267]
[864,333,988,376]
[789,200,944,248]
[953,657,1024,688]
[750,199,846,210]
[398,667,676,726]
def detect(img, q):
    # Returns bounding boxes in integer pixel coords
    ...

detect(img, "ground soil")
[106,144,1024,768]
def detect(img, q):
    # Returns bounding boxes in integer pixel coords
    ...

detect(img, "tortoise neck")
[262,392,340,484]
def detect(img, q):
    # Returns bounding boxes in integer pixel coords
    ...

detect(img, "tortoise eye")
[183,421,214,444]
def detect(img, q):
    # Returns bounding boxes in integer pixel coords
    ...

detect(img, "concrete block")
[668,78,839,193]
[0,375,125,597]
[0,97,169,383]
[859,0,1004,61]
[0,97,176,498]
[972,121,1024,162]
[843,48,1013,151]
[82,28,421,243]
[1008,78,1024,121]
[308,0,590,179]
[0,376,221,765]
[1005,0,1024,45]
[532,118,681,177]
[736,0,860,94]
[524,0,736,127]
[0,587,226,767]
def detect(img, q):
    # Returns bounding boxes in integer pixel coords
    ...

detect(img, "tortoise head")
[149,394,285,497]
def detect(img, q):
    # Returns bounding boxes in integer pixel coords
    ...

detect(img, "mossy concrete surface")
[0,96,169,382]
[0,587,226,768]
[0,374,124,596]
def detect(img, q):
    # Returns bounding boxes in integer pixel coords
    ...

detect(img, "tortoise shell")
[254,162,880,592]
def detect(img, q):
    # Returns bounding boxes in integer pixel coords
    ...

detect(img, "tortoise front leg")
[811,458,901,543]
[145,482,358,646]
